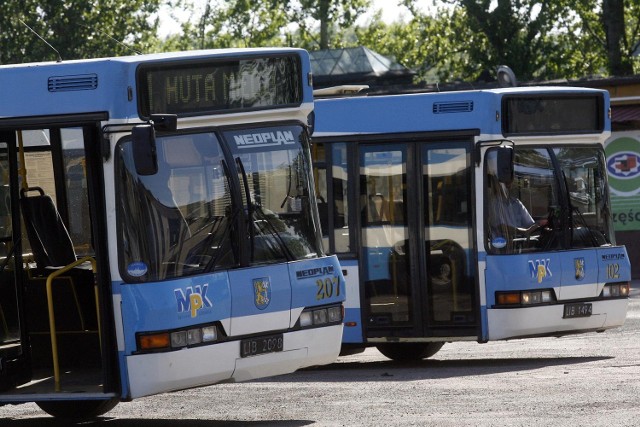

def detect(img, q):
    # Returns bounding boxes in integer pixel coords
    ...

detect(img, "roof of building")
[310,46,414,88]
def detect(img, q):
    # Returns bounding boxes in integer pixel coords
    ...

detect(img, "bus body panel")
[125,324,342,398]
[0,48,315,121]
[117,273,232,355]
[313,87,612,138]
[228,265,291,336]
[117,256,345,399]
[338,261,364,343]
[486,298,628,340]
[484,246,630,340]
[288,255,346,320]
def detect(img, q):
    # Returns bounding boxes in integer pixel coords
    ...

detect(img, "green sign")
[605,132,640,231]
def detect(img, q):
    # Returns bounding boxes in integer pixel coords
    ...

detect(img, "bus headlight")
[138,323,219,353]
[297,304,343,328]
[495,289,555,307]
[602,283,629,298]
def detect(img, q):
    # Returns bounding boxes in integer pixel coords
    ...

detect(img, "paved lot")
[2,283,640,426]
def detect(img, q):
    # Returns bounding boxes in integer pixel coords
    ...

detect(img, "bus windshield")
[117,124,321,282]
[485,145,614,254]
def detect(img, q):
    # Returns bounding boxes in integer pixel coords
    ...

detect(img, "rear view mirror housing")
[132,124,158,176]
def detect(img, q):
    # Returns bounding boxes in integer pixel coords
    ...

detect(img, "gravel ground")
[2,287,639,426]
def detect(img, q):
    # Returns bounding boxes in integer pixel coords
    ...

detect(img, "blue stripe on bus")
[484,247,630,307]
[342,307,363,343]
[118,272,232,354]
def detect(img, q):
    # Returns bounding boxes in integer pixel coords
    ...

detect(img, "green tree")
[161,0,291,50]
[160,0,370,51]
[572,0,639,76]
[356,6,480,83]
[293,0,370,50]
[0,0,160,64]
[443,0,639,80]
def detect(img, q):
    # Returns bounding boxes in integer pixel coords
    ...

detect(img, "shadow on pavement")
[258,355,615,383]
[0,418,314,427]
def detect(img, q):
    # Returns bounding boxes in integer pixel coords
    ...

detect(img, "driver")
[486,149,546,240]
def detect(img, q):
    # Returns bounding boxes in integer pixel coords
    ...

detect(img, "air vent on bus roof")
[432,101,474,114]
[48,74,98,92]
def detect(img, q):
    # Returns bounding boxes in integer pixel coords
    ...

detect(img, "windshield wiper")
[204,208,240,272]
[252,203,295,261]
[235,157,255,261]
[562,170,602,247]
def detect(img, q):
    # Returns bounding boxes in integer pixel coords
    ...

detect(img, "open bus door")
[0,122,118,418]
[0,132,31,391]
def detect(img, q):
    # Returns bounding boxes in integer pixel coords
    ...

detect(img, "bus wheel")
[36,398,119,419]
[376,343,444,361]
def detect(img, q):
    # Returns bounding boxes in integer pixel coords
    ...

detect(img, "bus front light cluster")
[602,283,630,298]
[299,304,343,328]
[138,324,218,353]
[495,289,555,307]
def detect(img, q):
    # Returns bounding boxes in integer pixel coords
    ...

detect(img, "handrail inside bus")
[45,256,100,392]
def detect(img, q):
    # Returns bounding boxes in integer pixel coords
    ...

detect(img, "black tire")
[36,398,119,419]
[376,342,444,361]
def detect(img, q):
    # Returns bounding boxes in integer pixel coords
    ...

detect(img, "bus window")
[229,126,321,263]
[360,146,412,325]
[331,143,350,252]
[554,146,613,247]
[486,147,559,253]
[423,147,474,323]
[117,132,235,282]
[313,143,330,248]
[62,128,92,256]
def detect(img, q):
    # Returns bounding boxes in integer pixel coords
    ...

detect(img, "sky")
[158,0,435,38]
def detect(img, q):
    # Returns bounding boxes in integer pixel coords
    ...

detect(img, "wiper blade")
[252,203,294,261]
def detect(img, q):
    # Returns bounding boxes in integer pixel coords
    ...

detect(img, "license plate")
[563,302,593,318]
[240,334,284,358]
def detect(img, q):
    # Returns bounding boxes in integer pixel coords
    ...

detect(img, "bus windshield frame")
[485,144,614,254]
[115,123,322,283]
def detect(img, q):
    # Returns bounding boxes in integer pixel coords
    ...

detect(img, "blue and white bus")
[0,48,345,418]
[312,87,629,360]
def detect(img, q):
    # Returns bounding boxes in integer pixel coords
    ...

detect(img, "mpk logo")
[528,259,552,283]
[175,284,213,318]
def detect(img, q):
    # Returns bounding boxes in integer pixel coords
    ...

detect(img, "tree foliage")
[3,0,639,82]
[162,0,370,51]
[0,0,161,64]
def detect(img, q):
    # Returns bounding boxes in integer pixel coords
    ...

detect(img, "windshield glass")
[116,124,321,282]
[225,125,322,263]
[485,145,613,254]
[117,132,235,282]
[554,146,614,247]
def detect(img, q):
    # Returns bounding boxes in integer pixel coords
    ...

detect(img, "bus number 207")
[316,278,340,300]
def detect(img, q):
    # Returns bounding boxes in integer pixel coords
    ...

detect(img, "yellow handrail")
[45,256,100,392]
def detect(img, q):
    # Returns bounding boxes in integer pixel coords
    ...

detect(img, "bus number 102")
[316,277,340,300]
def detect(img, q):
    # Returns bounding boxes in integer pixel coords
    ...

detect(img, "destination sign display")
[137,54,303,118]
[503,94,604,135]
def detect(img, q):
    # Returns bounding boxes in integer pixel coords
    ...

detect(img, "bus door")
[0,132,30,390]
[359,140,477,340]
[0,121,116,413]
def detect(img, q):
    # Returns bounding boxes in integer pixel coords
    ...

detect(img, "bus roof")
[313,86,610,137]
[0,48,312,123]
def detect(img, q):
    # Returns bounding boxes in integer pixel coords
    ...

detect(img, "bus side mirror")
[496,146,514,184]
[132,124,158,176]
